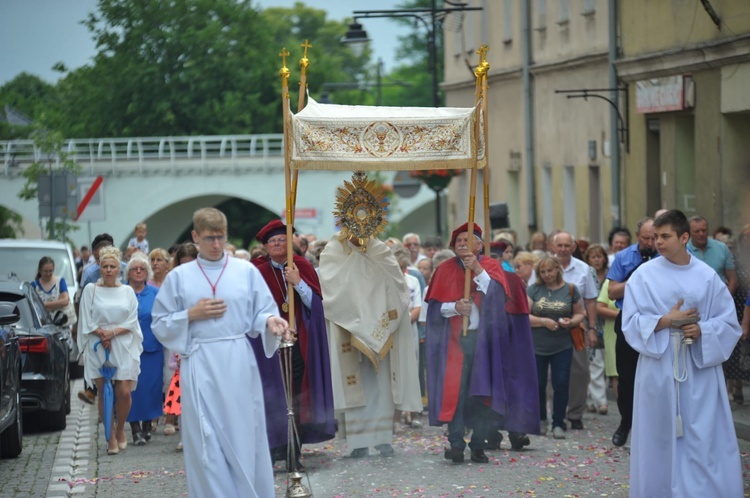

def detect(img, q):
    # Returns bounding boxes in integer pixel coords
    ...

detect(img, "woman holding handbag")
[527,256,585,439]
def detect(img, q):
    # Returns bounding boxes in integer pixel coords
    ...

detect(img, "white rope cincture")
[671,331,689,438]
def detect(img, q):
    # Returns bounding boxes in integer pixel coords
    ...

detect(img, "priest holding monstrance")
[250,219,336,472]
[318,172,422,458]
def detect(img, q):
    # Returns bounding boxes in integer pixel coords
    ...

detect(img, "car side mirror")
[0,302,21,326]
[51,310,68,326]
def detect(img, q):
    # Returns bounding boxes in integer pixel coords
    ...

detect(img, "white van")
[0,239,81,375]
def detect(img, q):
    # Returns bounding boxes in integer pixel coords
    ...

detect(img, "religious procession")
[49,43,748,498]
[6,2,750,494]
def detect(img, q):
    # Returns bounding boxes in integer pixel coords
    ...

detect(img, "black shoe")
[350,447,369,458]
[508,432,530,451]
[570,419,584,430]
[375,444,394,457]
[612,426,629,447]
[142,420,152,441]
[470,449,489,463]
[444,447,464,463]
[486,431,503,450]
[133,432,146,446]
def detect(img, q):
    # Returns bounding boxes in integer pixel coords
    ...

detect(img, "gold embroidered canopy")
[288,98,485,171]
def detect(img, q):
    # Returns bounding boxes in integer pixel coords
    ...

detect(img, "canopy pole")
[478,46,492,258]
[290,40,312,227]
[463,49,488,337]
[279,47,296,330]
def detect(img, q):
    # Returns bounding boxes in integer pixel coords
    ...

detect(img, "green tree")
[50,0,281,137]
[0,72,55,139]
[260,3,370,107]
[0,207,24,239]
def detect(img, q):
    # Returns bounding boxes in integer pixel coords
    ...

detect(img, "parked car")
[0,239,81,378]
[0,278,70,432]
[0,301,22,458]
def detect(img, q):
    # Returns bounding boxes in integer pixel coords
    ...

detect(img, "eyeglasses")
[201,235,227,244]
[267,238,287,246]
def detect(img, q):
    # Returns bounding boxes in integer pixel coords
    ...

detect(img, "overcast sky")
[0,0,410,85]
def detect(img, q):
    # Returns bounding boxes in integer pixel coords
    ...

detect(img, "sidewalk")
[730,383,750,441]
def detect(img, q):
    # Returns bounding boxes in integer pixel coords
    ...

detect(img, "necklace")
[196,256,229,298]
[270,263,290,313]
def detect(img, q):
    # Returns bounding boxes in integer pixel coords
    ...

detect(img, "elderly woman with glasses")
[124,252,163,446]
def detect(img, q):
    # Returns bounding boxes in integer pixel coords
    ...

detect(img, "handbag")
[568,284,586,351]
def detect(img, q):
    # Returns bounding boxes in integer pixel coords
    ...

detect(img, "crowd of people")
[33,208,748,497]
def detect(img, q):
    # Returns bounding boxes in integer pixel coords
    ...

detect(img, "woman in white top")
[78,246,143,455]
[30,256,76,326]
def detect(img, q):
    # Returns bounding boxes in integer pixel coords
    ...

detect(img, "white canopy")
[289,98,485,171]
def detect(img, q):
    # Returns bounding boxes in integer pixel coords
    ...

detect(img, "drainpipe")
[609,0,622,227]
[522,0,537,230]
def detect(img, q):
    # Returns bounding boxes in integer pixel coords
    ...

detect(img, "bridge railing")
[1,134,285,175]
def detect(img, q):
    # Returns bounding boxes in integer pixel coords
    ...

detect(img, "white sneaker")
[393,422,403,434]
[539,420,548,436]
[410,418,423,428]
[552,426,566,439]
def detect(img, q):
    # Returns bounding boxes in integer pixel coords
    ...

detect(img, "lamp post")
[320,59,410,106]
[342,0,482,108]
[341,1,482,237]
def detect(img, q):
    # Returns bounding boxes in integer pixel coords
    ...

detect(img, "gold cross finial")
[279,48,290,67]
[476,44,489,64]
[300,39,312,57]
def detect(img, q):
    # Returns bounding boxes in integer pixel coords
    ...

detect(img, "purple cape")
[426,279,540,435]
[248,292,336,447]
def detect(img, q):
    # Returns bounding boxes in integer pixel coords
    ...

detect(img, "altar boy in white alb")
[152,208,293,498]
[622,209,742,498]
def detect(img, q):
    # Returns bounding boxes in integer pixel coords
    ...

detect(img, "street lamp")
[342,0,482,108]
[342,1,482,237]
[320,59,411,106]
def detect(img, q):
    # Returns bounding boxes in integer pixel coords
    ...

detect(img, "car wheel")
[0,389,23,458]
[44,384,68,432]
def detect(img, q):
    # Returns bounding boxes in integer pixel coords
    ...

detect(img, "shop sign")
[635,76,693,113]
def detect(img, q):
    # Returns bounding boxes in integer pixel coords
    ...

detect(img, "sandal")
[598,405,608,415]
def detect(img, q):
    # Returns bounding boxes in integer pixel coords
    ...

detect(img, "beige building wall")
[618,0,750,232]
[442,0,613,245]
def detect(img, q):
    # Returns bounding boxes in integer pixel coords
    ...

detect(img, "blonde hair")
[514,251,539,267]
[135,222,147,231]
[98,246,122,266]
[193,207,227,234]
[149,248,170,263]
[533,255,563,286]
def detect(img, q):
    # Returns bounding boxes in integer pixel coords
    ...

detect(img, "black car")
[0,279,70,431]
[0,301,22,458]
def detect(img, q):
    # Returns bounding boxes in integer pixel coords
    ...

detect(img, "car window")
[0,292,34,329]
[0,247,76,291]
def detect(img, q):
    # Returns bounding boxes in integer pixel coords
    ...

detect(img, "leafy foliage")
[0,207,24,239]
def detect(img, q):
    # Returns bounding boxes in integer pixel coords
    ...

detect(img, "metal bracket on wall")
[554,86,630,153]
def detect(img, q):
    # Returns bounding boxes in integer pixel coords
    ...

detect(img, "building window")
[536,0,547,30]
[542,163,553,233]
[582,0,596,16]
[557,0,569,24]
[563,165,577,236]
[503,0,513,43]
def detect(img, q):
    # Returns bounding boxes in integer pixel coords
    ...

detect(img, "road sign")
[76,176,106,222]
[38,172,77,219]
